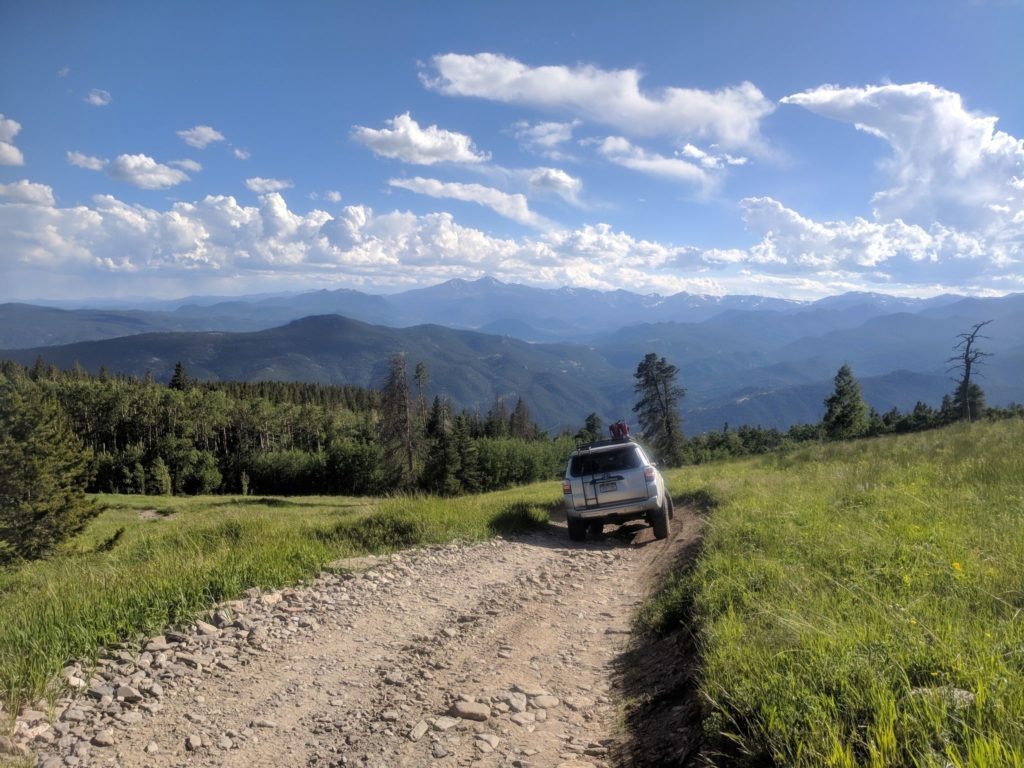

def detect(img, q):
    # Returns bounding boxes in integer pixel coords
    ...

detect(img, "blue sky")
[1,0,1022,302]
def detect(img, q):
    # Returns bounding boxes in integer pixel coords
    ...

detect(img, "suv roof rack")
[573,436,638,452]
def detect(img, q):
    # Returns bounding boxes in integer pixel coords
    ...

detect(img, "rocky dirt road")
[17,508,701,768]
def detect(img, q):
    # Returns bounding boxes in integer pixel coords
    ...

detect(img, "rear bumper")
[564,493,660,523]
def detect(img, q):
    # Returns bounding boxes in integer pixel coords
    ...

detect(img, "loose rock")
[91,729,115,747]
[450,700,490,721]
[408,720,429,742]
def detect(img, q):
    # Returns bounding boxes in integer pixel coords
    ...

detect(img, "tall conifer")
[632,353,685,466]
[822,364,868,440]
[0,377,99,562]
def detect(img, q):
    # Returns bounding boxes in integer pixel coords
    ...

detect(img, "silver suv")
[561,437,672,541]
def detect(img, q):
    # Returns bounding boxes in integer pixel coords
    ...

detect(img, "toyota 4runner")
[561,437,672,541]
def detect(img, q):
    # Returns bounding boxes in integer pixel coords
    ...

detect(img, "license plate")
[598,482,617,492]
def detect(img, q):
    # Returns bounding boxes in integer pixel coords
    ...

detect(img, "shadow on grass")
[314,510,426,553]
[209,497,369,510]
[671,488,718,515]
[609,492,725,767]
[488,501,558,536]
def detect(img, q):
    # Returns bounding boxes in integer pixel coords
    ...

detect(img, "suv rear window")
[569,447,641,477]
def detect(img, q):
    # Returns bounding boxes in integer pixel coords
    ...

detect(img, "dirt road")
[24,509,701,768]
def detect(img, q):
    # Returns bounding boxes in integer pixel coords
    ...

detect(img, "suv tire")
[568,517,587,542]
[649,501,670,540]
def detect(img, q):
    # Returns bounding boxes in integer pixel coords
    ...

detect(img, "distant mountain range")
[2,278,1022,433]
[0,277,966,348]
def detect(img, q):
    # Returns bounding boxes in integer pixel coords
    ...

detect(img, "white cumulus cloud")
[528,167,582,205]
[352,113,490,165]
[0,143,24,166]
[325,190,343,203]
[389,177,549,229]
[0,180,55,206]
[514,120,580,159]
[245,177,294,193]
[770,82,1024,293]
[680,143,748,169]
[782,82,1024,232]
[67,151,107,170]
[177,125,226,149]
[721,195,1016,287]
[0,191,698,294]
[425,53,774,152]
[233,147,251,160]
[108,154,190,189]
[0,114,21,143]
[85,89,112,106]
[0,114,25,166]
[597,136,709,187]
[170,159,203,172]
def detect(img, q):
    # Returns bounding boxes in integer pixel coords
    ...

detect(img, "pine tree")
[509,398,537,440]
[413,362,430,427]
[380,353,416,486]
[484,397,510,438]
[952,380,986,423]
[632,353,685,466]
[0,377,100,563]
[422,397,460,495]
[575,412,603,443]
[822,364,868,440]
[168,362,192,391]
[452,413,481,493]
[30,355,47,381]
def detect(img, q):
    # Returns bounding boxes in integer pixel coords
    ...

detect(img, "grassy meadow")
[646,419,1024,767]
[0,486,558,714]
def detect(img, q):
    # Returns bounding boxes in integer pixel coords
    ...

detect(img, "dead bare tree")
[946,320,993,422]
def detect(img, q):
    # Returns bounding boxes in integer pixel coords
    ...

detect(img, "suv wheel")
[649,502,670,540]
[568,517,587,541]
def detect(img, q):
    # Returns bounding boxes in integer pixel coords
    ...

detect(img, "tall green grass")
[0,487,557,713]
[646,420,1024,767]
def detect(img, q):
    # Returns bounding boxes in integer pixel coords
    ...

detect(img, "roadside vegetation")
[643,419,1024,767]
[0,487,556,714]
[0,358,572,503]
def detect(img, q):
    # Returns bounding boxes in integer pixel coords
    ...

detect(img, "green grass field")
[646,419,1024,767]
[0,486,559,714]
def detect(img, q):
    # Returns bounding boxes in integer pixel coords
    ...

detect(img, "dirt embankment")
[14,509,703,768]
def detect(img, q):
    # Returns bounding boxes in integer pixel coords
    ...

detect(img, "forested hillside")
[0,359,572,499]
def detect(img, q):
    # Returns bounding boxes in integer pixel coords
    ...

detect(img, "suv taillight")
[562,480,572,494]
[644,466,655,482]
